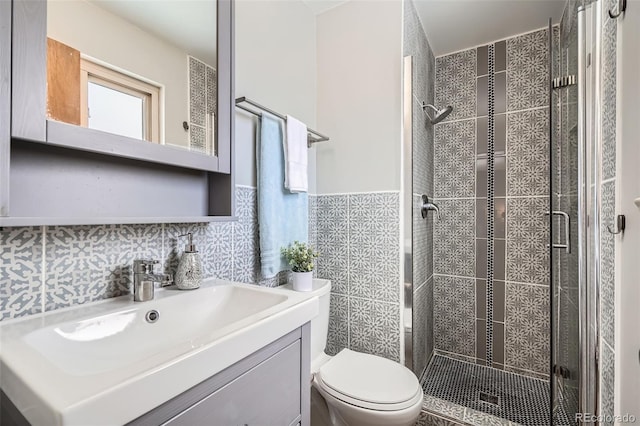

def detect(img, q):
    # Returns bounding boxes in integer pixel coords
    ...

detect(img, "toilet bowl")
[284,279,422,426]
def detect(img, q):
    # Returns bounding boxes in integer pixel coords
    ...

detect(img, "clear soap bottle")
[175,233,202,290]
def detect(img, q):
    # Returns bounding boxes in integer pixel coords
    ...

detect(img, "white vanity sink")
[0,280,319,426]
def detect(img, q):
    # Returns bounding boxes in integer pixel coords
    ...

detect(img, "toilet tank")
[282,279,331,363]
[308,279,331,361]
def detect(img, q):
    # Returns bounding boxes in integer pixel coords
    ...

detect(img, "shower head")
[422,103,453,124]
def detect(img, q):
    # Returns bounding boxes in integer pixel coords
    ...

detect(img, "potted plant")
[281,241,319,292]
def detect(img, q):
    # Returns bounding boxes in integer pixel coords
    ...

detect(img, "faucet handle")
[133,259,159,274]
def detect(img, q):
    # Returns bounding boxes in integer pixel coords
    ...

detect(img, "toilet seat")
[314,349,423,412]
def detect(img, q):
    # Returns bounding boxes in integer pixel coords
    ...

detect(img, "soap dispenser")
[175,233,202,290]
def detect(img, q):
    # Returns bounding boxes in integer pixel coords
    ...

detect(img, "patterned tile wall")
[405,0,436,376]
[503,28,551,379]
[433,45,478,363]
[315,192,401,362]
[433,275,476,359]
[433,27,552,378]
[0,228,42,320]
[0,186,295,320]
[599,0,617,420]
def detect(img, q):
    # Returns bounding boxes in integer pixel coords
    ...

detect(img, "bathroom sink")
[0,280,318,426]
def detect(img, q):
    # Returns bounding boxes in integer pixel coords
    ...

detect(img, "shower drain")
[479,392,500,406]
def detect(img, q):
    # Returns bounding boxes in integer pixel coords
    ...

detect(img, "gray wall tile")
[436,49,477,122]
[46,224,162,310]
[349,296,400,361]
[326,293,349,356]
[0,227,43,320]
[434,119,476,199]
[434,275,476,358]
[434,199,475,277]
[316,195,349,295]
[505,197,549,286]
[349,193,400,303]
[477,45,488,76]
[506,29,549,111]
[601,1,617,181]
[316,192,402,362]
[601,342,615,425]
[600,181,615,347]
[506,109,549,197]
[494,41,507,72]
[505,282,549,376]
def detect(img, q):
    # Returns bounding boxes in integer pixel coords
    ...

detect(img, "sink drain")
[145,310,160,323]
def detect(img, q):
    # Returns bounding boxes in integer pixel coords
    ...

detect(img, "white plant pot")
[292,271,313,292]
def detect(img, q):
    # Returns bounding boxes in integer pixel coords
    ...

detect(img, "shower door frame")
[550,2,601,421]
[402,55,414,373]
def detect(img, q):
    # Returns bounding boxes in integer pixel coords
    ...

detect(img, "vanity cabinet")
[0,0,236,226]
[128,324,311,426]
[0,324,311,426]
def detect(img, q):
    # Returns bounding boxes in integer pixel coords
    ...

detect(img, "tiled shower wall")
[315,192,401,362]
[0,186,287,321]
[404,0,435,376]
[433,28,552,379]
[599,0,617,420]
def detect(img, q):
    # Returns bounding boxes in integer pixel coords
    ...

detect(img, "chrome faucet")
[133,259,173,302]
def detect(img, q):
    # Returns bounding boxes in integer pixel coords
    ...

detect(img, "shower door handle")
[546,211,571,253]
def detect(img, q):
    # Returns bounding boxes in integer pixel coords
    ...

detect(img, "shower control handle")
[421,195,440,220]
[545,211,571,253]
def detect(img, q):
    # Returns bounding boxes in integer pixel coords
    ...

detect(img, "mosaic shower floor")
[421,355,566,426]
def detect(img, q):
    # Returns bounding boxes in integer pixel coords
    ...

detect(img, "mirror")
[46,0,218,156]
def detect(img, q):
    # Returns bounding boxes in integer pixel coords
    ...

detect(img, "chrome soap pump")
[175,233,202,290]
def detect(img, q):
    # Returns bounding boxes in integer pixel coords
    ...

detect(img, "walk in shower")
[403,0,617,424]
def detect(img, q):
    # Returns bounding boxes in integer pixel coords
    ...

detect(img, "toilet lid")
[316,349,421,408]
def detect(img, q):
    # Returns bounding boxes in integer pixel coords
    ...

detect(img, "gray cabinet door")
[164,340,301,426]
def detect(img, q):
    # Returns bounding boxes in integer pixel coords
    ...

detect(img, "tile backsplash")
[0,186,286,321]
[0,186,403,368]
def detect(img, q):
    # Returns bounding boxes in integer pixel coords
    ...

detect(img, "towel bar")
[235,97,330,147]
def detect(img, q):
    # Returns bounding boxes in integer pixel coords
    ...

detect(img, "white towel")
[284,115,308,193]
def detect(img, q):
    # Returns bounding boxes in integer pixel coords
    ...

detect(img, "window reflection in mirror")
[46,0,218,156]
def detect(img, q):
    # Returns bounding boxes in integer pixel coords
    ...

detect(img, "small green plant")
[281,241,319,273]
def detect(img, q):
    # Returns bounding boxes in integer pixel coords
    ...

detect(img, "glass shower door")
[550,5,581,424]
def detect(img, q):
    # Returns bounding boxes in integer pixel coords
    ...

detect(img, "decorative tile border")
[486,43,496,366]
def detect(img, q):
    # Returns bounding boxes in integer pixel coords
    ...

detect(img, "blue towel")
[258,113,308,279]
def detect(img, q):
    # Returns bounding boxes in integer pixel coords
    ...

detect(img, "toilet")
[286,279,423,426]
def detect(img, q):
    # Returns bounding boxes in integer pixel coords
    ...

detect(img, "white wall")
[617,2,640,417]
[47,0,190,148]
[315,0,403,194]
[234,0,317,191]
